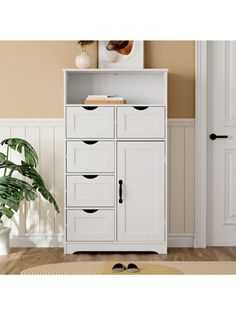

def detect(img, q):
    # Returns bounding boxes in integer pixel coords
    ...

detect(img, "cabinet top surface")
[63,68,168,74]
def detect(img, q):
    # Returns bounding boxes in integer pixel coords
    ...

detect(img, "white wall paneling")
[0,118,194,247]
[0,119,64,247]
[168,119,195,246]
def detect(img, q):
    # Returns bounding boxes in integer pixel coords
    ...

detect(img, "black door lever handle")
[210,133,229,140]
[119,180,123,204]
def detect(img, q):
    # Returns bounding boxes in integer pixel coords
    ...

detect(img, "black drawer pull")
[83,175,98,179]
[82,106,98,110]
[133,106,149,110]
[210,133,229,140]
[83,209,98,214]
[82,141,98,145]
[119,180,123,204]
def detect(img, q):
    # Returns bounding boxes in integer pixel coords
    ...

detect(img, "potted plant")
[0,138,59,255]
[75,40,94,68]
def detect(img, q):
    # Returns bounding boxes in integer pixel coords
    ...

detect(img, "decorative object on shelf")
[0,138,59,255]
[98,41,144,69]
[75,41,94,69]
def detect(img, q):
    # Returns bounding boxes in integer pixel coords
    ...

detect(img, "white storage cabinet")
[64,69,168,254]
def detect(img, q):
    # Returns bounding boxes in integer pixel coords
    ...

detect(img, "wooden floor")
[1,247,236,274]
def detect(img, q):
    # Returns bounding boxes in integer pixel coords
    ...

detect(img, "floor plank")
[1,247,236,274]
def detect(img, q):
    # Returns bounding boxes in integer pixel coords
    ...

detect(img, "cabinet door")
[117,142,165,242]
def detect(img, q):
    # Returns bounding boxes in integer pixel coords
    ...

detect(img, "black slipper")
[112,263,126,272]
[127,263,140,273]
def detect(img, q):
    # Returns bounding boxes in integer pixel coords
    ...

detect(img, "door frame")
[195,41,207,247]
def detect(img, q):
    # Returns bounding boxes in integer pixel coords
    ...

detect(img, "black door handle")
[119,180,123,204]
[210,133,229,140]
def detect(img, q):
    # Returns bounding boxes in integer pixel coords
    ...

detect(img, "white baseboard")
[10,235,64,248]
[10,234,195,249]
[167,234,195,248]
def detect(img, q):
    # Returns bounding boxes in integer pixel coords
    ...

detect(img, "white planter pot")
[75,52,92,69]
[0,227,11,255]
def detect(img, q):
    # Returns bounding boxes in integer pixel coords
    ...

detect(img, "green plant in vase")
[0,138,59,255]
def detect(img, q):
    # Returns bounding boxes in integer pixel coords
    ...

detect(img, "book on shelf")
[84,94,126,104]
[87,95,123,100]
[84,99,126,104]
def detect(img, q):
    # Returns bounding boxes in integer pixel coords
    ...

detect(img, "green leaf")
[17,162,59,213]
[1,138,39,168]
[0,176,37,210]
[0,152,7,163]
[0,206,14,218]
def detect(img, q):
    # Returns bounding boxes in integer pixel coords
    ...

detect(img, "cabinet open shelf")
[64,69,168,105]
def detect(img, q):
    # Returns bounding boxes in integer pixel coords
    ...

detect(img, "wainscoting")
[0,118,195,248]
[168,119,195,247]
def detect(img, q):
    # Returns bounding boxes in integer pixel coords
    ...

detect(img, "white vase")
[0,227,11,255]
[75,52,92,69]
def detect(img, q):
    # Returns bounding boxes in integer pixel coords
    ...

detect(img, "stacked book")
[84,95,126,104]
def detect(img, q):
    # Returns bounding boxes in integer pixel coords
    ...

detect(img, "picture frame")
[98,41,144,69]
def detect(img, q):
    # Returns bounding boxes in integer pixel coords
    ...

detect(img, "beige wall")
[145,41,195,118]
[0,41,195,118]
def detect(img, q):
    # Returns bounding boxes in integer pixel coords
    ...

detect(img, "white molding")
[168,118,195,127]
[0,118,193,127]
[195,41,207,248]
[168,234,195,248]
[10,235,64,247]
[0,119,64,127]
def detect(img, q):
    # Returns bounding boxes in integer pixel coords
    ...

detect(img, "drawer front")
[117,106,165,138]
[67,209,114,241]
[66,106,114,138]
[67,141,115,173]
[66,175,114,207]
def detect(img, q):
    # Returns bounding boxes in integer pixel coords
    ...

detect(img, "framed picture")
[98,41,144,69]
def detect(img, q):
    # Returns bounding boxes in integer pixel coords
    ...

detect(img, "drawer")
[66,175,114,207]
[66,106,114,138]
[67,141,114,173]
[117,106,165,138]
[67,209,114,242]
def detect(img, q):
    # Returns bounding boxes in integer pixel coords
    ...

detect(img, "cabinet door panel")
[117,142,165,242]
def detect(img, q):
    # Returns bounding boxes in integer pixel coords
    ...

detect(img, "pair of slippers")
[112,263,140,273]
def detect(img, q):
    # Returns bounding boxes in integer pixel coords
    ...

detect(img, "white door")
[117,142,165,242]
[207,41,236,245]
